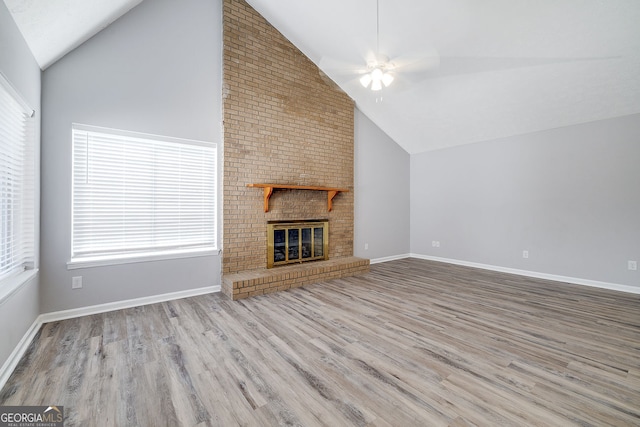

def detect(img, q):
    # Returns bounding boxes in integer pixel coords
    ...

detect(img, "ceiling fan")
[319,0,440,92]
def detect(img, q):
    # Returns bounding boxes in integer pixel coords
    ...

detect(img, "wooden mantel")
[247,183,349,212]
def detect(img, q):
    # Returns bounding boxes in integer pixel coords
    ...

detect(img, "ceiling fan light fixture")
[360,73,373,88]
[382,72,394,87]
[361,68,393,91]
[355,0,403,92]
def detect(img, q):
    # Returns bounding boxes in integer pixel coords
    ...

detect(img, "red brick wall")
[223,0,355,274]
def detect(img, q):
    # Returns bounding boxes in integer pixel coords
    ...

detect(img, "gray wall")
[40,0,223,313]
[411,113,640,288]
[0,1,41,368]
[354,108,410,260]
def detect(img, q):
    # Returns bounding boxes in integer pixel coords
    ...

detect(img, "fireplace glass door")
[273,229,286,263]
[267,221,328,268]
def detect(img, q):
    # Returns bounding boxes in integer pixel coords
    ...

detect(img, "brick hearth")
[223,257,369,300]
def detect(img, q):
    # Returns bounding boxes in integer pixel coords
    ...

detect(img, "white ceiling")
[247,0,640,154]
[5,0,640,153]
[4,0,142,69]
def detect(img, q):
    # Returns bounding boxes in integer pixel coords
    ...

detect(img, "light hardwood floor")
[2,258,639,426]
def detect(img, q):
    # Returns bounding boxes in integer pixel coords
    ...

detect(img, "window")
[70,124,217,267]
[0,74,35,284]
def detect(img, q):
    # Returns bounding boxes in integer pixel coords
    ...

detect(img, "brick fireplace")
[221,0,369,300]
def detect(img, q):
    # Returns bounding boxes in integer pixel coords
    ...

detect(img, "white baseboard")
[0,317,41,392]
[410,253,640,295]
[370,253,411,264]
[0,285,220,391]
[39,285,221,323]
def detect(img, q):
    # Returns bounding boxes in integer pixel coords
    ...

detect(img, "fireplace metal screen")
[267,220,328,268]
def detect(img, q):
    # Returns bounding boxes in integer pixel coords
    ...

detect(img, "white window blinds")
[71,124,217,264]
[0,75,35,283]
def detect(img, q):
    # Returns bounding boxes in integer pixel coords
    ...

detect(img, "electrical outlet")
[629,260,638,271]
[364,243,369,250]
[432,241,440,248]
[522,250,529,259]
[72,276,83,289]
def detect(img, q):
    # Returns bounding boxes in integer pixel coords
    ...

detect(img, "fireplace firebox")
[267,220,328,268]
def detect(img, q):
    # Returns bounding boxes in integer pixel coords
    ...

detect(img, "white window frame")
[68,124,218,269]
[0,72,36,295]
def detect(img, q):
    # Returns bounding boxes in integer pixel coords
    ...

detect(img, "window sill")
[0,269,39,307]
[67,248,220,270]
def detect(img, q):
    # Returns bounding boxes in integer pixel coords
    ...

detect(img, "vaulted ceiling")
[4,0,142,69]
[5,0,640,154]
[247,0,640,154]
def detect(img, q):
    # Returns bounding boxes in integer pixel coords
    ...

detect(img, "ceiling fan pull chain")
[376,0,380,56]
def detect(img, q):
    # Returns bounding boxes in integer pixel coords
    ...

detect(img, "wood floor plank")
[1,258,639,426]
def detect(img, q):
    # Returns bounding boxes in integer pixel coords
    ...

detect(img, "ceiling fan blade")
[384,55,614,87]
[318,56,367,76]
[389,48,441,73]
